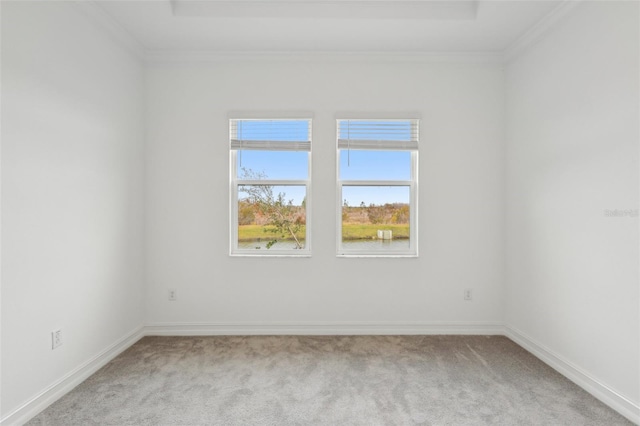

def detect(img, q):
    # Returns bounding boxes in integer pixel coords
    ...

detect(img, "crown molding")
[144,50,504,65]
[169,0,478,20]
[503,0,582,63]
[70,1,145,60]
[70,0,583,67]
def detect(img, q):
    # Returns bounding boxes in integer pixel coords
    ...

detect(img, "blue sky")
[342,185,409,207]
[237,151,410,205]
[239,184,307,206]
[235,120,412,205]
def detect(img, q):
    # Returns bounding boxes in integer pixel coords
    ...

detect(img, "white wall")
[505,0,639,411]
[145,59,505,329]
[1,2,145,419]
[4,0,636,423]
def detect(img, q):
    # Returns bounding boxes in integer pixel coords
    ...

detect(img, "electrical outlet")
[52,329,62,349]
[168,289,177,301]
[464,288,473,301]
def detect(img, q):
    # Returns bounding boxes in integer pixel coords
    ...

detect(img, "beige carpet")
[28,335,632,425]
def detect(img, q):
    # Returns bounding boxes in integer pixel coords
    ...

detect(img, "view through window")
[230,118,311,255]
[337,119,419,256]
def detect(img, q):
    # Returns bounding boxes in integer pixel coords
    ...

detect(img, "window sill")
[336,253,418,258]
[230,251,312,258]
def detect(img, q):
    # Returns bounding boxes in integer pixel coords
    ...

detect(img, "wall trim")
[169,0,479,20]
[70,1,145,60]
[143,50,505,65]
[503,0,582,63]
[71,1,584,67]
[0,326,145,426]
[505,325,640,425]
[4,324,637,424]
[144,321,506,336]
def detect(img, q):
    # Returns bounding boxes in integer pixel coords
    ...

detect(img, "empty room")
[1,0,638,424]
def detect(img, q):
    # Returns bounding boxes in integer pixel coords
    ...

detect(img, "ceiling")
[95,0,566,54]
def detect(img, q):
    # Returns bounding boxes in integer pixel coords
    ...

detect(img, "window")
[230,118,311,256]
[337,119,419,256]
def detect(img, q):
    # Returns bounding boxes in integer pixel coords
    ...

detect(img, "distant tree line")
[342,201,409,225]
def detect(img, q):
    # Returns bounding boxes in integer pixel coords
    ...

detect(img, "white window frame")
[230,117,312,257]
[336,118,419,257]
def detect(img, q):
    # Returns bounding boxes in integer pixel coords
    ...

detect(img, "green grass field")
[237,225,306,241]
[340,223,409,240]
[238,223,409,241]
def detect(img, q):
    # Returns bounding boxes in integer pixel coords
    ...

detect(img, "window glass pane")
[341,186,410,252]
[237,150,308,180]
[238,185,306,250]
[339,150,411,180]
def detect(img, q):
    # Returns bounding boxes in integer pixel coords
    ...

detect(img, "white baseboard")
[1,326,145,426]
[4,323,637,426]
[144,321,506,336]
[505,325,640,425]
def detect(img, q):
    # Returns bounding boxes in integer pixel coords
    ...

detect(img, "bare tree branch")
[239,167,304,249]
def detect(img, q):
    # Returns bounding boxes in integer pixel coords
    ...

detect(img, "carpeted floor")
[28,335,632,425]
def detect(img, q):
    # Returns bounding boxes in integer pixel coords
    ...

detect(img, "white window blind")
[337,119,419,151]
[230,119,311,151]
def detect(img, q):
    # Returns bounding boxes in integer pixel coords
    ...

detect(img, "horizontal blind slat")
[337,139,418,151]
[230,118,311,151]
[337,119,419,151]
[230,140,311,151]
